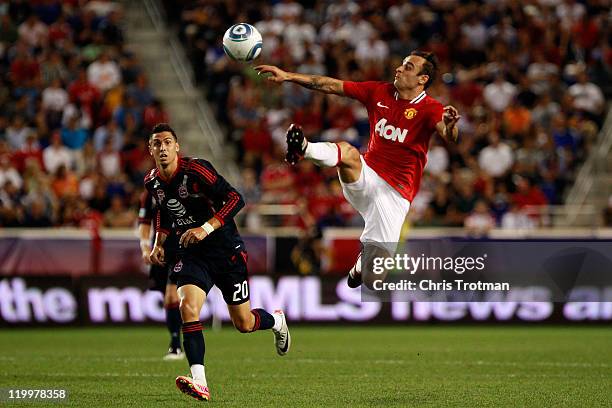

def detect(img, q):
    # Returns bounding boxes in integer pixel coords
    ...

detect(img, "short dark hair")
[150,123,177,141]
[410,50,438,89]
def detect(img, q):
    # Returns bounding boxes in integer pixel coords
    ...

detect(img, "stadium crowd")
[167,0,610,233]
[1,0,609,234]
[0,0,163,229]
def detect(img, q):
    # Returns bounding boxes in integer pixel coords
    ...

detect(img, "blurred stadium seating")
[0,0,160,230]
[0,0,610,281]
[162,0,611,233]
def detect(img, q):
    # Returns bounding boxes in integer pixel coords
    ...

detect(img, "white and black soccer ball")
[222,23,263,62]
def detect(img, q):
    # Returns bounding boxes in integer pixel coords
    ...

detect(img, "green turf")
[0,326,610,407]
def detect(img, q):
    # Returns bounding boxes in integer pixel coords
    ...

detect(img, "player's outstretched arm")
[436,105,461,143]
[254,64,344,95]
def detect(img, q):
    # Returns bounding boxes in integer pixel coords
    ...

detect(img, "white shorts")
[339,156,411,254]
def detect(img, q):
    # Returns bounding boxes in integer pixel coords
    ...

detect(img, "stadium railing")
[561,106,612,226]
[139,0,240,183]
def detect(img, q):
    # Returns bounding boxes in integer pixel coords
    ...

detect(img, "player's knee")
[337,141,360,166]
[179,300,199,321]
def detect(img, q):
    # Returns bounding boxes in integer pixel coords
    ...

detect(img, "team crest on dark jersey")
[404,108,417,120]
[178,185,188,198]
[173,260,183,272]
[156,189,165,202]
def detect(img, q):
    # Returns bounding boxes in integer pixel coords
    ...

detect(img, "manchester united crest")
[156,189,165,202]
[404,108,417,120]
[178,185,188,199]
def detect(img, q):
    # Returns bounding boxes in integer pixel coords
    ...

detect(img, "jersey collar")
[157,156,182,183]
[394,90,427,104]
[410,91,426,104]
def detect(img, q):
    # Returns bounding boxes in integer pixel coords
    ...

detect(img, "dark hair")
[150,123,177,141]
[410,50,438,89]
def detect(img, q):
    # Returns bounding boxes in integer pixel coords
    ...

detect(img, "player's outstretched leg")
[286,123,364,286]
[176,284,210,401]
[163,283,184,361]
[228,303,291,356]
[285,124,362,182]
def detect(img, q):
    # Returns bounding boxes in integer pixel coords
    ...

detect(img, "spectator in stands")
[0,154,22,190]
[511,175,548,222]
[483,73,517,113]
[18,14,48,48]
[51,164,79,199]
[68,67,101,117]
[93,119,123,152]
[61,115,88,150]
[568,71,605,121]
[464,200,496,236]
[97,136,121,178]
[87,51,121,91]
[103,195,136,228]
[501,203,536,230]
[478,132,514,178]
[6,115,32,150]
[22,195,53,227]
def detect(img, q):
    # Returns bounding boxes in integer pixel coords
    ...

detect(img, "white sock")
[305,142,340,167]
[272,312,283,332]
[190,364,207,386]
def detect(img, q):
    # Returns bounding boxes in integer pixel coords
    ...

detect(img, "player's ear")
[419,74,429,86]
[176,142,180,152]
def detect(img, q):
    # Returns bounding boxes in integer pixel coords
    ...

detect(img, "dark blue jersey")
[143,157,245,259]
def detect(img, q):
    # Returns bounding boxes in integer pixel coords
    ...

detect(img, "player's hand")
[140,240,152,265]
[150,245,165,266]
[443,105,461,127]
[179,227,209,247]
[141,248,152,265]
[254,65,289,83]
[443,105,461,141]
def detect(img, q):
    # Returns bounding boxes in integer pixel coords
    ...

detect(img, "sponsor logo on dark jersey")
[178,185,188,199]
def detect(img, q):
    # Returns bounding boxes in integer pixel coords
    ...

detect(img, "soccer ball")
[222,23,263,62]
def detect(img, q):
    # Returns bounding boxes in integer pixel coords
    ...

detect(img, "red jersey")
[343,81,444,201]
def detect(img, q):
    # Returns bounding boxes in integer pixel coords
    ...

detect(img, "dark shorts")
[172,251,249,305]
[149,264,178,294]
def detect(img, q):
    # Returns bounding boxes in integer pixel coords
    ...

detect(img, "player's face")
[394,55,428,91]
[149,131,179,168]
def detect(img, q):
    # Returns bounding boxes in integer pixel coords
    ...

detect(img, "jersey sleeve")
[429,102,445,132]
[188,159,245,226]
[138,190,154,225]
[154,209,171,235]
[342,81,383,106]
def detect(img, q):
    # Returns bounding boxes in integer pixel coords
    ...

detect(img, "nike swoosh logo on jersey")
[377,102,389,109]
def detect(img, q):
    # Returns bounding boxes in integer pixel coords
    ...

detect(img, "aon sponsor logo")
[374,118,408,142]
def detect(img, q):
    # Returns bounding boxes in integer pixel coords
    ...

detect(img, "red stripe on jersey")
[190,162,216,184]
[217,191,239,218]
[144,169,159,183]
[216,195,236,218]
[335,143,342,166]
[213,214,225,226]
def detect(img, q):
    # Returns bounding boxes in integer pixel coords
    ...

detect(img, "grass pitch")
[0,326,610,407]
